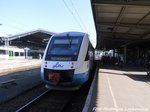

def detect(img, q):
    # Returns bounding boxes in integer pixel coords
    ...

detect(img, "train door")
[9,50,13,60]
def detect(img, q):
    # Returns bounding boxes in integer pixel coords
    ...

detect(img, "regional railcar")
[41,32,94,90]
[0,46,25,60]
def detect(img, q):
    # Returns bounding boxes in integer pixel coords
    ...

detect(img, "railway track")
[15,77,94,112]
[16,89,74,112]
[15,76,95,112]
[16,90,49,112]
[15,70,96,112]
[0,83,47,112]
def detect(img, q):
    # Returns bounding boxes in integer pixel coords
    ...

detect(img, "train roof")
[0,46,24,52]
[0,37,2,46]
[53,32,86,37]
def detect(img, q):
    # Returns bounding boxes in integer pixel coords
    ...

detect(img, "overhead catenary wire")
[70,0,89,33]
[62,0,85,31]
[69,0,95,45]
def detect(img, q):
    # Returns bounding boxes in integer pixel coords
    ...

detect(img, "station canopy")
[0,37,6,46]
[7,29,55,49]
[0,37,3,45]
[91,0,150,50]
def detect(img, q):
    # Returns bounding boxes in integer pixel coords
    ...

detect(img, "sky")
[0,0,96,47]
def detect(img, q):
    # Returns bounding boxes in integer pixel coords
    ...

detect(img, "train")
[41,32,94,90]
[0,46,25,60]
[0,46,44,60]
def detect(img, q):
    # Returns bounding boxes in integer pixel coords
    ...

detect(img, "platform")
[0,59,40,75]
[0,60,42,104]
[83,67,150,112]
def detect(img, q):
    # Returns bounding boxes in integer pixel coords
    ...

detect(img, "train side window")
[15,52,19,56]
[20,52,24,56]
[85,47,89,61]
[88,42,94,59]
[0,50,6,54]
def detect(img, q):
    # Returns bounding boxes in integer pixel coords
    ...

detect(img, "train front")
[41,32,89,90]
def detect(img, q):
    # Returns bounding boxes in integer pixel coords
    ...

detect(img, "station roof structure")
[91,0,150,50]
[0,37,2,45]
[0,36,6,46]
[6,29,55,49]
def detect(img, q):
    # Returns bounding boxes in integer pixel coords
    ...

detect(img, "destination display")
[50,57,72,61]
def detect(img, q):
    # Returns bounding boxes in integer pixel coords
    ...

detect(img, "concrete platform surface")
[84,68,150,112]
[0,68,42,104]
[0,59,42,104]
[0,59,41,75]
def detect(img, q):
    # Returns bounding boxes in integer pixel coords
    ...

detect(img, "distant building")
[0,29,55,60]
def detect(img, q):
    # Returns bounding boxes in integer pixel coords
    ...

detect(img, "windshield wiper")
[67,33,72,48]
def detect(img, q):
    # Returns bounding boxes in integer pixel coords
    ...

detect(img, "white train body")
[41,32,94,90]
[0,46,25,60]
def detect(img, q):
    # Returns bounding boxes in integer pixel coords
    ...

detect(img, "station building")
[0,29,55,60]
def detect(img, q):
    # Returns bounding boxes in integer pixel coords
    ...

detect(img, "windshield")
[45,36,82,61]
[47,36,82,56]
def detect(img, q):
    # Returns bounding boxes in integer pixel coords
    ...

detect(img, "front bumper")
[41,70,89,88]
